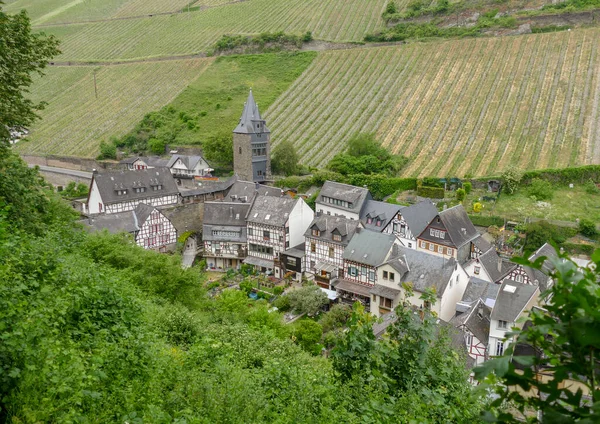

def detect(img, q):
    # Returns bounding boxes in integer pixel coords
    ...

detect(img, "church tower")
[233,90,271,182]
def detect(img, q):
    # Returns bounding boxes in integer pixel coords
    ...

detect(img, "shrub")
[468,214,504,227]
[97,141,117,160]
[302,31,313,42]
[320,304,352,333]
[528,178,553,201]
[502,166,523,195]
[578,219,598,237]
[239,280,253,295]
[456,188,466,202]
[472,202,482,213]
[584,180,599,194]
[287,285,328,316]
[417,186,445,199]
[148,138,166,155]
[273,295,291,311]
[293,319,323,354]
[463,182,472,194]
[273,286,284,295]
[524,220,577,253]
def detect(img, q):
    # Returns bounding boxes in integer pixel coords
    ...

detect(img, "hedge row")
[416,186,445,199]
[521,165,600,185]
[468,214,505,227]
[275,171,417,200]
[560,242,597,256]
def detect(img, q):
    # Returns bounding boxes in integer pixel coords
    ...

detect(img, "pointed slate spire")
[233,89,270,134]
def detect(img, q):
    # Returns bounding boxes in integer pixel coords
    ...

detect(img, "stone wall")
[39,170,91,187]
[21,154,120,172]
[233,133,253,181]
[160,202,205,237]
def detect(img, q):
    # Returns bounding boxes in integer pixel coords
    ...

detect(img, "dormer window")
[332,234,342,242]
[376,220,382,227]
[312,229,320,237]
[367,217,373,224]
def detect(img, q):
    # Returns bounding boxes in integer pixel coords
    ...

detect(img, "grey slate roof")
[370,284,401,299]
[461,276,500,304]
[246,196,297,226]
[167,154,209,170]
[491,280,539,322]
[436,205,479,248]
[119,156,169,167]
[476,248,517,283]
[233,90,270,134]
[398,199,439,239]
[343,229,396,267]
[451,299,491,346]
[385,255,410,276]
[178,176,237,197]
[472,235,493,253]
[226,179,284,202]
[305,215,361,245]
[396,247,457,298]
[284,243,306,258]
[92,168,179,206]
[203,202,250,226]
[318,181,372,214]
[86,203,157,234]
[360,200,402,232]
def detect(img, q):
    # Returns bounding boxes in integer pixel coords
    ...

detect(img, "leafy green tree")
[287,285,328,316]
[524,220,576,253]
[203,133,233,168]
[456,188,466,202]
[292,319,323,354]
[502,165,523,195]
[97,140,117,159]
[147,137,166,155]
[463,181,472,194]
[320,303,352,333]
[271,140,299,176]
[385,0,399,14]
[528,178,553,200]
[0,4,60,144]
[475,249,600,422]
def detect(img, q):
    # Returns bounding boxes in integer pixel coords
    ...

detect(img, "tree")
[456,188,466,202]
[0,4,60,144]
[502,166,523,195]
[271,141,299,176]
[463,181,472,194]
[528,178,553,201]
[97,140,117,160]
[292,319,323,354]
[203,133,233,168]
[287,285,328,316]
[385,1,399,15]
[320,303,352,333]
[579,218,598,237]
[475,248,600,422]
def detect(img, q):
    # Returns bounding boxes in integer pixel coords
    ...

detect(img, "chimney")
[92,169,98,175]
[355,227,362,234]
[498,257,502,273]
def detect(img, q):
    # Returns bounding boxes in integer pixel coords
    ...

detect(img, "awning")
[315,261,337,274]
[243,256,274,269]
[369,284,401,300]
[334,279,372,297]
[319,288,338,301]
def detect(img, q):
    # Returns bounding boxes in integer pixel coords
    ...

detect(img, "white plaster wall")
[464,260,492,282]
[87,180,103,214]
[315,203,360,221]
[289,198,314,247]
[439,263,469,321]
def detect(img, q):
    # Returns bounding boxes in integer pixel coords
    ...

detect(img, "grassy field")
[15,59,213,157]
[34,0,388,61]
[266,28,600,177]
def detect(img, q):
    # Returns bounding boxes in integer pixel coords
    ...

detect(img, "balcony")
[207,249,246,259]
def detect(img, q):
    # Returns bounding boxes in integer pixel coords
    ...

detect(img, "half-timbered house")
[86,168,179,214]
[451,299,491,366]
[316,181,371,220]
[416,205,480,264]
[120,156,169,171]
[393,199,439,249]
[334,230,397,312]
[167,154,213,178]
[360,200,402,234]
[464,247,517,283]
[226,179,285,203]
[489,280,539,357]
[304,215,362,289]
[202,202,250,271]
[86,203,176,251]
[503,243,557,289]
[244,195,313,279]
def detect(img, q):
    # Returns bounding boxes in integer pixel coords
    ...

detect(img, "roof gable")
[233,90,270,134]
[305,215,361,244]
[491,280,539,322]
[437,205,479,248]
[360,200,402,232]
[92,168,179,205]
[343,229,396,267]
[398,199,438,237]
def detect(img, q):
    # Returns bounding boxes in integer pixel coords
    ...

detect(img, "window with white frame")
[420,241,426,249]
[429,228,435,236]
[348,266,358,277]
[383,271,388,279]
[368,271,375,282]
[447,248,453,256]
[329,247,334,258]
[429,243,434,251]
[389,272,395,282]
[495,340,504,356]
[437,245,443,253]
[474,266,480,275]
[498,320,508,329]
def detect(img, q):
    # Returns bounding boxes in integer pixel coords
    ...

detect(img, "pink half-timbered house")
[86,203,177,251]
[86,168,179,215]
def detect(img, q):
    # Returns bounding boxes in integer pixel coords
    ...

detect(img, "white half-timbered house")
[304,215,362,289]
[244,196,313,279]
[464,247,517,284]
[360,200,402,234]
[120,156,169,171]
[334,230,397,312]
[451,299,491,366]
[86,203,177,251]
[316,181,371,220]
[86,168,179,215]
[416,205,480,264]
[503,243,557,290]
[202,202,251,271]
[167,154,213,178]
[392,200,439,249]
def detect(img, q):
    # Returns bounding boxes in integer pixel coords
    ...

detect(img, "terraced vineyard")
[266,29,600,177]
[15,59,213,157]
[37,0,388,61]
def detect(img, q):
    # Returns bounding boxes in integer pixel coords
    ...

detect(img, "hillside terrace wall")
[160,202,205,236]
[21,155,121,172]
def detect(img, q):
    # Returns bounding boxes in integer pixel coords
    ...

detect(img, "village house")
[226,179,285,203]
[463,246,517,284]
[86,168,179,214]
[334,229,397,312]
[416,204,480,263]
[279,244,306,282]
[503,243,557,289]
[86,203,177,251]
[316,181,371,220]
[360,200,402,234]
[120,156,169,171]
[244,195,313,278]
[451,299,492,366]
[233,90,271,183]
[179,177,236,204]
[304,214,362,289]
[202,202,250,271]
[375,247,470,321]
[393,199,439,249]
[488,280,540,357]
[167,154,213,178]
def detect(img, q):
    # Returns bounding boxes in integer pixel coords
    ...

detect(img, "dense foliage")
[209,31,312,55]
[271,140,299,176]
[476,248,600,422]
[0,4,60,142]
